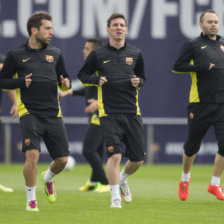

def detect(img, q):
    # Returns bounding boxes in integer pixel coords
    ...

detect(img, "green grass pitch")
[0,163,224,224]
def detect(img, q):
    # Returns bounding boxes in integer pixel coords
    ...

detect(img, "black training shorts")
[100,114,145,161]
[20,114,70,159]
[184,103,224,156]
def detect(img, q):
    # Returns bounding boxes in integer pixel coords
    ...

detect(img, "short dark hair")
[86,38,103,50]
[107,13,127,27]
[27,11,52,36]
[200,9,217,22]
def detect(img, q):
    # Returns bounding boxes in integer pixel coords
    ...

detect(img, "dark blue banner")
[0,0,222,163]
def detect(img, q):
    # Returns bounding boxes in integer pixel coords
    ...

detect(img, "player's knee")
[135,160,144,167]
[25,149,39,163]
[140,160,144,165]
[184,142,200,156]
[108,153,122,165]
[83,147,92,156]
[55,156,68,166]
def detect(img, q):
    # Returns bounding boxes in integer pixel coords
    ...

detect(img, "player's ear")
[31,27,38,35]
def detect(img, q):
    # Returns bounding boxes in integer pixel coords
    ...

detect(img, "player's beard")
[36,35,50,47]
[207,31,218,39]
[203,26,218,39]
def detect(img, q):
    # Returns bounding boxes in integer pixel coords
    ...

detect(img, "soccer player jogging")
[60,38,109,193]
[0,11,71,211]
[78,13,146,208]
[173,9,224,201]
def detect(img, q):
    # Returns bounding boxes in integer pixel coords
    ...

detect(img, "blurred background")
[0,0,222,164]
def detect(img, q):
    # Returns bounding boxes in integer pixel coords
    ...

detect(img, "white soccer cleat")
[110,199,122,208]
[120,182,132,203]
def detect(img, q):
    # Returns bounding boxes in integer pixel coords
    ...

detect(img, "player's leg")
[20,114,42,211]
[182,153,196,175]
[101,115,123,208]
[179,104,211,201]
[95,125,108,184]
[24,150,40,211]
[80,124,108,192]
[208,105,224,200]
[41,117,69,203]
[94,138,110,192]
[119,160,143,203]
[80,124,102,191]
[120,114,145,203]
[107,153,122,208]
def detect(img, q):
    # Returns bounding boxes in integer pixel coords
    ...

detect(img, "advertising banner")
[0,0,222,163]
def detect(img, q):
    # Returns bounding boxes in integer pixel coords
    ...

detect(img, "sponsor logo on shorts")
[107,146,114,153]
[189,112,194,119]
[25,138,31,146]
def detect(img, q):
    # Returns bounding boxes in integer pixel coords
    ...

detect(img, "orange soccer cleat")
[208,184,224,200]
[178,179,190,201]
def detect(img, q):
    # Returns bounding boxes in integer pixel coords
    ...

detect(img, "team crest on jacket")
[126,57,133,65]
[220,45,224,52]
[46,55,54,63]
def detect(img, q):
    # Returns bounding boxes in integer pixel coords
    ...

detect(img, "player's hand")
[99,76,107,86]
[60,75,71,88]
[25,73,32,88]
[85,99,98,113]
[10,104,18,119]
[131,75,140,88]
[59,89,73,98]
[209,63,215,70]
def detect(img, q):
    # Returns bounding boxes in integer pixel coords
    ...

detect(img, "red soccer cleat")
[179,179,190,201]
[208,184,224,200]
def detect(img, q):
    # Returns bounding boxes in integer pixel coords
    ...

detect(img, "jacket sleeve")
[172,41,210,73]
[0,52,25,89]
[56,53,71,91]
[134,52,146,87]
[77,51,100,86]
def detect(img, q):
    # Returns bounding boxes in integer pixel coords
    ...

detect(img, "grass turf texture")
[0,163,224,224]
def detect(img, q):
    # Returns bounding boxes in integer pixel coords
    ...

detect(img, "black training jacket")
[0,42,70,118]
[77,43,146,117]
[172,33,224,103]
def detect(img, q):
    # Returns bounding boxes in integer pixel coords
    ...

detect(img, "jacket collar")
[25,41,48,51]
[200,32,221,41]
[107,42,126,51]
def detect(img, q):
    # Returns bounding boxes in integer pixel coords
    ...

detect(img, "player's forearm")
[7,90,17,104]
[0,78,25,89]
